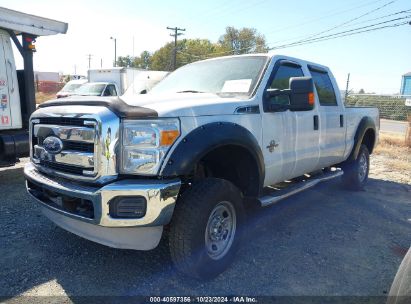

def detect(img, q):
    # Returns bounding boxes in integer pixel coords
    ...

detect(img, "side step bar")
[258,170,344,207]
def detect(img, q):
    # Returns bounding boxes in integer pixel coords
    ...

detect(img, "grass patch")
[35,92,56,104]
[374,133,410,171]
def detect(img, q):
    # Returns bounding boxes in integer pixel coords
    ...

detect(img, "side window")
[108,85,117,96]
[270,64,304,90]
[266,63,304,108]
[104,85,117,96]
[103,86,111,96]
[309,69,337,106]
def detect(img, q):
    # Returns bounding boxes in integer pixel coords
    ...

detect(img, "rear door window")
[309,68,337,106]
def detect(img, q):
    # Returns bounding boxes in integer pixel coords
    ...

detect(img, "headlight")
[121,119,180,175]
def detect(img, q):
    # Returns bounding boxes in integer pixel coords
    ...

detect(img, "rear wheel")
[168,178,245,279]
[342,144,370,190]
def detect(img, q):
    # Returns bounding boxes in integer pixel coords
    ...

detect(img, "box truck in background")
[0,7,67,166]
[87,68,168,96]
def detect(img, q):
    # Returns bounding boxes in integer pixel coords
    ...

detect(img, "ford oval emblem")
[43,136,63,154]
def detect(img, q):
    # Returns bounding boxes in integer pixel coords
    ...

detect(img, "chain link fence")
[344,94,411,121]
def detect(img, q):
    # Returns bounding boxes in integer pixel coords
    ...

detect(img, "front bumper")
[24,163,181,228]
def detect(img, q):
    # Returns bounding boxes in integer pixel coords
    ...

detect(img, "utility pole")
[110,37,117,67]
[86,54,93,69]
[167,26,185,70]
[344,73,350,104]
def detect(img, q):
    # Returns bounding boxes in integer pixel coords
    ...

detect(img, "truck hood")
[121,93,250,117]
[39,93,253,118]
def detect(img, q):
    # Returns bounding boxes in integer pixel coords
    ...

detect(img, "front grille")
[38,117,92,126]
[39,160,92,175]
[62,141,94,152]
[32,117,97,178]
[36,137,94,153]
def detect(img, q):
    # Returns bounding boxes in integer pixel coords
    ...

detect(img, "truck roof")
[199,53,330,72]
[0,6,68,36]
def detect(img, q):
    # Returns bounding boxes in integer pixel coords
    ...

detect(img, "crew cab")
[24,54,379,279]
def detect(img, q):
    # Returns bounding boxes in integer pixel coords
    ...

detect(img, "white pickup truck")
[24,54,379,279]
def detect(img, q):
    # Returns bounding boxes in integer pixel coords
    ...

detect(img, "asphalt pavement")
[380,119,408,135]
[0,159,410,300]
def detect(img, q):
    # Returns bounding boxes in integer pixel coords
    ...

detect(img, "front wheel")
[168,178,245,279]
[342,144,370,190]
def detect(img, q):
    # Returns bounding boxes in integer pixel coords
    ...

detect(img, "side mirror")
[265,77,315,112]
[265,89,291,112]
[288,77,315,111]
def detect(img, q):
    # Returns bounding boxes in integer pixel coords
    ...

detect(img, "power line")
[263,0,389,38]
[167,26,185,70]
[335,8,411,29]
[267,8,411,46]
[266,0,400,47]
[285,0,398,45]
[268,21,409,51]
[268,16,411,50]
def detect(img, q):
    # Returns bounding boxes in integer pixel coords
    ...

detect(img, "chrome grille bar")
[33,124,95,143]
[33,145,94,168]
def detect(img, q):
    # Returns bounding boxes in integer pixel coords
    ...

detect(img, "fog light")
[109,196,147,219]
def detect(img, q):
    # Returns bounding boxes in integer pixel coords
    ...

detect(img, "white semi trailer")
[0,7,67,166]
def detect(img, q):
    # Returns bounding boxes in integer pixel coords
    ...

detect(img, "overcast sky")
[2,0,411,94]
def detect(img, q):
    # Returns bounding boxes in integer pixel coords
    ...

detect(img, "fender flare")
[347,116,376,161]
[160,122,265,190]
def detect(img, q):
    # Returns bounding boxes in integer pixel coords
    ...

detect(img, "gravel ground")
[0,157,410,299]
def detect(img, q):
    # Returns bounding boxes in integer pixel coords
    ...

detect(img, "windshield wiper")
[176,90,205,93]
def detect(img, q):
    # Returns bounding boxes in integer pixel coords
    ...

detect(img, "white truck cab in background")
[56,78,88,98]
[86,68,168,96]
[0,7,67,166]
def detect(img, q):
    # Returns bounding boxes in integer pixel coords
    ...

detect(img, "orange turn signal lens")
[308,92,315,105]
[160,130,180,146]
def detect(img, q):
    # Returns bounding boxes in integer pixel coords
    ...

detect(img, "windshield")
[62,83,83,92]
[149,56,268,96]
[74,83,106,96]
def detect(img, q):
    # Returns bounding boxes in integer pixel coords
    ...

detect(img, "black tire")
[169,178,245,279]
[342,144,370,190]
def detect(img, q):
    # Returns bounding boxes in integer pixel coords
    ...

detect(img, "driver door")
[262,60,320,186]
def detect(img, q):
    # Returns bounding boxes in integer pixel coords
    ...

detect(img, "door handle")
[313,115,319,130]
[340,114,344,127]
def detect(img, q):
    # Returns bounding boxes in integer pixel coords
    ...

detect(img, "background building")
[400,72,411,95]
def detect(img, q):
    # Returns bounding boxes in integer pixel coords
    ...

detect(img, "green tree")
[179,39,224,64]
[150,42,175,71]
[218,26,268,55]
[133,51,152,69]
[150,39,228,71]
[116,55,133,67]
